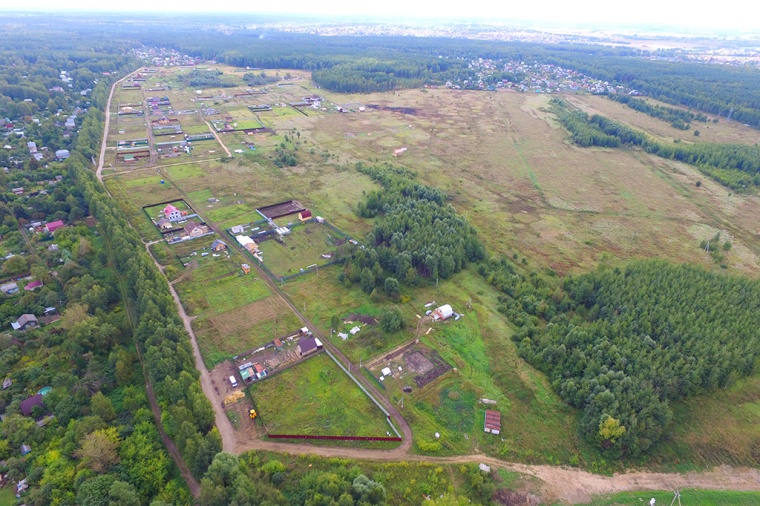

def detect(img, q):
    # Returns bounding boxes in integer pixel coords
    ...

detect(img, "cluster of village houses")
[231,327,324,388]
[154,203,212,243]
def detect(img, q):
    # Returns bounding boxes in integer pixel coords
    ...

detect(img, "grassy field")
[249,353,392,438]
[254,449,469,505]
[589,489,760,506]
[566,94,760,147]
[175,260,270,315]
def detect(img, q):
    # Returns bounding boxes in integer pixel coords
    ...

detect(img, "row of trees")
[608,94,709,130]
[69,80,221,482]
[551,99,760,190]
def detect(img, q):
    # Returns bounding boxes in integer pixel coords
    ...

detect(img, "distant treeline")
[609,95,709,130]
[551,99,760,190]
[5,15,760,124]
[143,28,760,125]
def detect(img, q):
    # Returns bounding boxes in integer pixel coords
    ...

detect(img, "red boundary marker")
[268,434,401,442]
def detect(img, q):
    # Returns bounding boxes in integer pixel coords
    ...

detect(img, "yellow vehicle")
[249,409,257,420]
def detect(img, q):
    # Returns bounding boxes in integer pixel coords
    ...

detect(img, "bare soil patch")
[209,297,287,335]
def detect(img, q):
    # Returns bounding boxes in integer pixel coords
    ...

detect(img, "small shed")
[484,410,501,434]
[299,209,312,221]
[433,304,454,321]
[241,264,251,275]
[12,314,39,331]
[211,239,227,251]
[381,367,392,377]
[2,378,11,389]
[273,338,283,351]
[20,444,32,456]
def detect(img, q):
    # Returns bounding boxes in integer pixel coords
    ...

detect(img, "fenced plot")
[249,353,392,438]
[257,221,348,278]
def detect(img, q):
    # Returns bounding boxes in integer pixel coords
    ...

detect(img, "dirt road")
[97,69,141,183]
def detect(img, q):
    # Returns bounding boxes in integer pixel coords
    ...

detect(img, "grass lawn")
[166,163,207,180]
[0,485,16,506]
[589,489,760,506]
[250,353,391,438]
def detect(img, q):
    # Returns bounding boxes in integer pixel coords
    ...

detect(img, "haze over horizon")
[3,0,760,34]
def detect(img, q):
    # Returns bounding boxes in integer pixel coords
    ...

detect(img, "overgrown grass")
[176,267,270,316]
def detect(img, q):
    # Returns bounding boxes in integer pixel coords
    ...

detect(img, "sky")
[4,0,760,32]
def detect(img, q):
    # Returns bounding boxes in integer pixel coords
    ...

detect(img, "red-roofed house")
[163,204,182,222]
[45,220,65,233]
[484,410,501,434]
[299,209,312,221]
[24,280,43,291]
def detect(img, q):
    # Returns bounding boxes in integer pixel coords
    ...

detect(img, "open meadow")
[104,64,760,467]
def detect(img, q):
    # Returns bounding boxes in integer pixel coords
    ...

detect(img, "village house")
[24,280,43,291]
[45,220,65,233]
[298,209,313,221]
[296,336,323,357]
[11,314,39,331]
[211,239,227,251]
[163,204,183,222]
[184,221,205,238]
[156,217,173,230]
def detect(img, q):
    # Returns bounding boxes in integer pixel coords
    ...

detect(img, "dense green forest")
[479,257,760,457]
[551,99,760,190]
[343,164,485,292]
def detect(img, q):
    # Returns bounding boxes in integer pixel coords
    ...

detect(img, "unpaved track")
[97,69,141,182]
